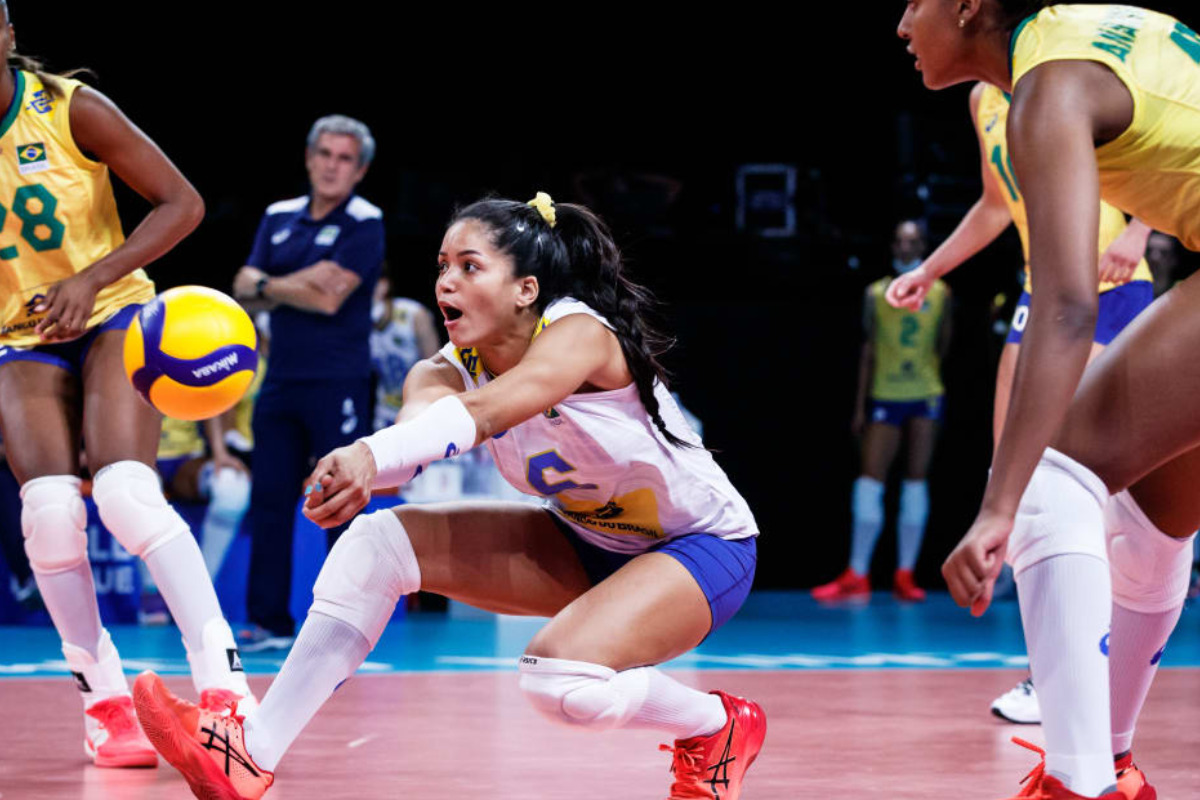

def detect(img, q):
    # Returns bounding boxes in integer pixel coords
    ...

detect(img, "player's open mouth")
[441,305,463,322]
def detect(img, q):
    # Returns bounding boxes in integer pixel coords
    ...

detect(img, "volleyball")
[123,286,259,421]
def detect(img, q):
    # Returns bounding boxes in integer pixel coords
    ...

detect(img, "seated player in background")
[135,193,766,800]
[814,220,950,603]
[888,78,1154,726]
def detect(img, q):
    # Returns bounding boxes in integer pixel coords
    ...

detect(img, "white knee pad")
[518,655,647,731]
[852,476,885,527]
[207,467,251,522]
[1106,490,1196,613]
[20,475,88,574]
[92,461,188,558]
[1007,448,1110,577]
[310,509,420,647]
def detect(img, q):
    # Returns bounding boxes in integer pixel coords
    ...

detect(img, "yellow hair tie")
[527,191,556,228]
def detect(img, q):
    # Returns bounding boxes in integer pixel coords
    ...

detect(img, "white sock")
[849,476,885,575]
[1109,602,1182,755]
[622,667,728,740]
[199,467,250,578]
[1017,554,1116,797]
[34,561,104,658]
[244,612,371,772]
[897,479,929,571]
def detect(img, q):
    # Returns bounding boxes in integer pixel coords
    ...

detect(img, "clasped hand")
[302,441,378,528]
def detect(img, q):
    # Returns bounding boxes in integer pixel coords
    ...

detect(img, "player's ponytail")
[451,197,691,448]
[2,2,91,98]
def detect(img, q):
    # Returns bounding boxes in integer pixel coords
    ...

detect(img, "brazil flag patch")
[17,142,48,175]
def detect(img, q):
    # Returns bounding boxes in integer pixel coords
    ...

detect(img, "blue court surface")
[3,591,1199,678]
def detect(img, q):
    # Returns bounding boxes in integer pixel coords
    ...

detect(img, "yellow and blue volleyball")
[123,286,259,421]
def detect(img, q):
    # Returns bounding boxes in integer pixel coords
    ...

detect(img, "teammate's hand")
[302,441,378,528]
[942,509,1013,617]
[210,452,248,475]
[34,272,100,343]
[886,265,933,311]
[1098,223,1150,285]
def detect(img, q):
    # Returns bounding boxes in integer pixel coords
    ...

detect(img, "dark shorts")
[0,303,142,376]
[1006,280,1153,346]
[869,396,943,427]
[550,512,757,637]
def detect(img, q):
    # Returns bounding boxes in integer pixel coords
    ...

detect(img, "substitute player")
[814,220,949,602]
[135,193,767,800]
[888,80,1154,724]
[0,0,251,768]
[899,3,1200,798]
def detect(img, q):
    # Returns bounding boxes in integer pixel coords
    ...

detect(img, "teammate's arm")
[852,288,876,436]
[413,305,442,360]
[34,87,204,342]
[943,62,1116,614]
[888,84,1014,311]
[233,261,362,316]
[1097,218,1152,285]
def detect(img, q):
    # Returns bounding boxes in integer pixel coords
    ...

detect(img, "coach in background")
[232,115,384,651]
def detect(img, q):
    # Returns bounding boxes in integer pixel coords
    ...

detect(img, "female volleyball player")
[134,193,766,800]
[0,0,252,768]
[886,78,1154,724]
[898,2,1200,798]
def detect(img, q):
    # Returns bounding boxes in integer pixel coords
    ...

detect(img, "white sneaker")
[990,677,1041,724]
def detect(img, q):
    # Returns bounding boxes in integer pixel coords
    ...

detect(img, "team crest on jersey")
[456,347,481,379]
[532,314,550,340]
[543,406,562,423]
[27,89,53,115]
[315,225,341,246]
[271,228,291,245]
[24,294,45,318]
[985,113,999,133]
[17,142,49,174]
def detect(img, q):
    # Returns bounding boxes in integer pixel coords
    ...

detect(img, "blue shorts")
[0,303,142,376]
[869,396,943,427]
[1006,280,1153,345]
[550,513,757,637]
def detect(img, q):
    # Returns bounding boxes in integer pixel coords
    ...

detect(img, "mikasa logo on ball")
[192,352,240,379]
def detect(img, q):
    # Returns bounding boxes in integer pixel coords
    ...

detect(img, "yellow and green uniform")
[158,416,205,461]
[0,70,153,346]
[1012,5,1200,250]
[869,277,947,401]
[975,82,1152,293]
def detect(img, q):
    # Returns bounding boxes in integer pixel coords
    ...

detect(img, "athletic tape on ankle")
[310,510,420,646]
[1007,448,1110,576]
[360,395,476,489]
[1107,490,1197,613]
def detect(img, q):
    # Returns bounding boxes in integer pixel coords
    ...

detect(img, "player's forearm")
[81,187,204,287]
[923,200,1012,279]
[261,274,341,315]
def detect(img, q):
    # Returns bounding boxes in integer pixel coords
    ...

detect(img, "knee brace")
[518,655,647,731]
[20,475,88,575]
[1007,448,1110,577]
[1107,490,1196,613]
[92,461,188,558]
[206,467,251,523]
[310,509,420,647]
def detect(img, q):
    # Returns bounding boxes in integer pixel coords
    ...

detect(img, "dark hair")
[1,2,91,98]
[452,197,691,448]
[996,0,1053,29]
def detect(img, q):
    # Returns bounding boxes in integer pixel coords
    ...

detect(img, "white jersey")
[370,298,428,431]
[439,298,758,553]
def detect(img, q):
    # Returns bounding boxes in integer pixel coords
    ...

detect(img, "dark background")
[9,3,1198,590]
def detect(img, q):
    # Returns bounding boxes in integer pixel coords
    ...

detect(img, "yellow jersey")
[158,416,205,460]
[974,82,1151,294]
[0,70,153,346]
[869,277,947,401]
[1012,5,1200,251]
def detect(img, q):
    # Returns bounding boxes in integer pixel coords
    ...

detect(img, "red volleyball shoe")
[1114,752,1156,800]
[811,567,870,602]
[1003,738,1146,800]
[134,672,273,800]
[84,695,158,768]
[659,690,767,800]
[892,568,927,602]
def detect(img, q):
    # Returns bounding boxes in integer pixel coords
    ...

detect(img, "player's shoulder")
[420,349,470,390]
[345,195,383,222]
[266,196,308,216]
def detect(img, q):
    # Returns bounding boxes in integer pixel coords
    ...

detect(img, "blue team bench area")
[0,494,405,627]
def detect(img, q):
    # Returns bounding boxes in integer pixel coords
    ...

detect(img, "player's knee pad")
[852,476,885,526]
[92,460,188,558]
[20,475,88,574]
[310,509,420,647]
[517,655,646,731]
[898,480,929,529]
[207,467,250,522]
[1106,490,1196,613]
[1007,448,1110,577]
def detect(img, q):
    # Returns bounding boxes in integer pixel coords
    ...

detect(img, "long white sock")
[34,561,104,658]
[1018,554,1115,797]
[199,467,250,578]
[243,612,371,772]
[1109,603,1182,756]
[620,667,728,739]
[897,479,929,571]
[849,476,885,575]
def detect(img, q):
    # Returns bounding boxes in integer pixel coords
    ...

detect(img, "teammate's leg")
[895,407,938,600]
[82,330,251,703]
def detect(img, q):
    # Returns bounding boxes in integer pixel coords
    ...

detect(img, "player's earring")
[958,18,966,28]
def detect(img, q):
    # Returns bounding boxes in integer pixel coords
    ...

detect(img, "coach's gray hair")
[307,115,376,166]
